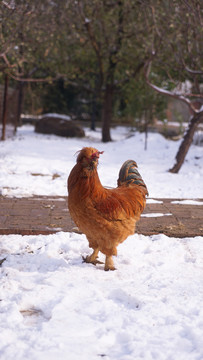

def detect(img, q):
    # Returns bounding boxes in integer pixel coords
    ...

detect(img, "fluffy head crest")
[76,147,104,169]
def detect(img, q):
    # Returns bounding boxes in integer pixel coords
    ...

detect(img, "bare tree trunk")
[90,76,99,131]
[169,113,203,173]
[91,97,96,131]
[1,74,9,141]
[102,84,113,142]
[15,81,24,132]
[144,60,203,173]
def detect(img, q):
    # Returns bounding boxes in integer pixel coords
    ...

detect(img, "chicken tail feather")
[118,160,148,195]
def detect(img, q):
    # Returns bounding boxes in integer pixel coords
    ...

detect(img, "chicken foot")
[104,256,116,271]
[82,248,104,265]
[83,249,116,271]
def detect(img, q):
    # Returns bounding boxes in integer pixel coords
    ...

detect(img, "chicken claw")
[82,248,104,265]
[82,255,104,265]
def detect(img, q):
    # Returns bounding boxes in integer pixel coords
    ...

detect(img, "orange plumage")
[67,147,148,271]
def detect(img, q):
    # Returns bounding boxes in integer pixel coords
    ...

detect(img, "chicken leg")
[82,248,103,265]
[104,256,116,271]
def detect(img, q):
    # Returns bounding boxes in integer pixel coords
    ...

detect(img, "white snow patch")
[171,200,203,205]
[147,199,163,204]
[141,213,172,217]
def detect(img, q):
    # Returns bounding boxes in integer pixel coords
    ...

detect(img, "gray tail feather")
[118,160,148,195]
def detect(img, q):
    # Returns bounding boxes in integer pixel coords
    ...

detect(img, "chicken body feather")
[67,147,148,270]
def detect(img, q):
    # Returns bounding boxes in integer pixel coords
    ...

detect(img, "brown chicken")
[67,147,148,271]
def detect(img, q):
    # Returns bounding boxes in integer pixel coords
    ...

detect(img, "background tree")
[143,0,203,172]
[0,0,62,136]
[66,0,152,142]
[1,0,202,154]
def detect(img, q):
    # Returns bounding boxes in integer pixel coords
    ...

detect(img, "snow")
[156,120,203,130]
[0,124,203,198]
[0,233,203,360]
[146,199,163,204]
[141,213,172,217]
[40,113,71,121]
[0,125,203,360]
[171,200,203,206]
[21,113,71,121]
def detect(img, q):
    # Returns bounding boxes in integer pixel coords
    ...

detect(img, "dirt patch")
[0,196,202,238]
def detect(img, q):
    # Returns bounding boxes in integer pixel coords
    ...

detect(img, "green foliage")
[1,0,202,134]
[114,77,167,124]
[42,80,79,114]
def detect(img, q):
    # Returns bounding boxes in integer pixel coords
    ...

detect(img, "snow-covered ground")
[0,124,202,198]
[0,125,203,360]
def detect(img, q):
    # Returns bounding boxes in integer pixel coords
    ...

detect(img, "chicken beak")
[91,151,104,162]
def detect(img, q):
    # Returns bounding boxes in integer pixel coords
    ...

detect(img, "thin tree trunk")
[102,84,113,142]
[91,87,97,131]
[169,112,202,173]
[91,99,96,131]
[15,81,24,132]
[144,111,148,151]
[1,74,9,141]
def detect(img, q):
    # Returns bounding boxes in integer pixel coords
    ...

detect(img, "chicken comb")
[91,151,104,159]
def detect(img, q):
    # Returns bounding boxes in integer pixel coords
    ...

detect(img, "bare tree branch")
[76,2,104,90]
[2,0,15,10]
[144,60,198,114]
[84,20,104,86]
[1,53,17,69]
[181,0,203,26]
[185,67,203,76]
[186,93,203,99]
[7,72,60,83]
